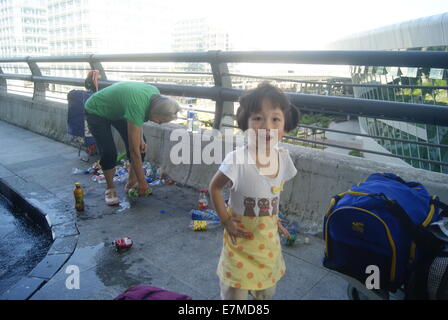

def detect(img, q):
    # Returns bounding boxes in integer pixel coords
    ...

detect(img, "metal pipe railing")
[0,50,447,170]
[1,50,447,126]
[2,50,448,67]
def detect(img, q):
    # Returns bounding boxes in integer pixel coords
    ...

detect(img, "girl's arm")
[209,171,252,245]
[277,220,291,238]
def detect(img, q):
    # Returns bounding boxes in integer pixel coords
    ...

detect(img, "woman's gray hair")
[150,94,181,120]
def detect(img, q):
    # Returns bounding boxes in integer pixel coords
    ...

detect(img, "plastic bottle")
[149,179,164,187]
[190,220,221,231]
[116,151,127,163]
[73,182,84,212]
[191,209,219,221]
[144,162,152,177]
[151,167,158,179]
[192,114,199,133]
[198,189,209,210]
[187,104,198,133]
[92,175,106,184]
[72,168,89,175]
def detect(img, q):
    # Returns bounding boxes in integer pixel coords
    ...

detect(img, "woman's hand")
[137,181,151,196]
[222,215,253,245]
[140,139,147,154]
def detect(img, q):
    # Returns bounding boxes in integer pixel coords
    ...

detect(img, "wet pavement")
[0,120,348,300]
[0,195,52,295]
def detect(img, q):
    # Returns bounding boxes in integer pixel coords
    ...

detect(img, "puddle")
[0,194,52,295]
[70,242,152,289]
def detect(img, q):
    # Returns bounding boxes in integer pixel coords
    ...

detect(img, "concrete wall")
[1,93,447,232]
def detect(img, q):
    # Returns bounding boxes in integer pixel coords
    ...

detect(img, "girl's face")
[247,98,286,148]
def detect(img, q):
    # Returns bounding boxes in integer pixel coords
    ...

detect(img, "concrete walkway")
[0,120,348,300]
[324,119,363,156]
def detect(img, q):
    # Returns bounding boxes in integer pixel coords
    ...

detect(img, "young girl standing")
[209,82,300,300]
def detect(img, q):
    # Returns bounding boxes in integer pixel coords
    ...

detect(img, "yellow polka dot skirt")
[217,214,285,291]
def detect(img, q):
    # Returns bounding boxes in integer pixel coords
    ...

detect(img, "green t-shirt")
[85,82,160,127]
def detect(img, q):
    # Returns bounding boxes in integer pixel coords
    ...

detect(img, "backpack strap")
[383,195,445,255]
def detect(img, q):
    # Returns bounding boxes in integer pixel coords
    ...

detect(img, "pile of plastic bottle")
[72,160,175,187]
[189,189,221,231]
[72,161,107,183]
[189,208,221,231]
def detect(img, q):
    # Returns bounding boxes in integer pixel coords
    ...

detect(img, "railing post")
[209,50,234,131]
[89,55,107,82]
[0,66,6,93]
[27,58,46,100]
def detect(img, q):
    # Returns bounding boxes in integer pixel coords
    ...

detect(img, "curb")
[0,174,78,300]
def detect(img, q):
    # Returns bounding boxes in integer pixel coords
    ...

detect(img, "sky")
[163,0,448,50]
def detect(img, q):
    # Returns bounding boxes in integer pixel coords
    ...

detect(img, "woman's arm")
[209,171,252,245]
[127,121,149,195]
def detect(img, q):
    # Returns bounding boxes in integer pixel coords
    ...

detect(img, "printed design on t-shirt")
[271,197,279,215]
[243,197,256,217]
[271,180,285,195]
[258,198,270,217]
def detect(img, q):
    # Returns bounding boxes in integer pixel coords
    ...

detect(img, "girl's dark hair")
[236,82,300,132]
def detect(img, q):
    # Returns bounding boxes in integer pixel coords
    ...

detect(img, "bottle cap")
[75,182,81,187]
[199,189,207,193]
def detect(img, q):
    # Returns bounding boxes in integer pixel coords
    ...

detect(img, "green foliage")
[349,150,364,157]
[299,114,331,128]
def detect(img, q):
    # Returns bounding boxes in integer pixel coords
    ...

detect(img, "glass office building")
[329,13,448,174]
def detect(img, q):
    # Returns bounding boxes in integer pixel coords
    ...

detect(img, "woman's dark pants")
[85,113,145,171]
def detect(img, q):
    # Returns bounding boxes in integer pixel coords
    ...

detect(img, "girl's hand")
[277,220,291,238]
[222,215,253,245]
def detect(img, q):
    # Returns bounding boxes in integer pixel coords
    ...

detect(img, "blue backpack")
[323,173,447,291]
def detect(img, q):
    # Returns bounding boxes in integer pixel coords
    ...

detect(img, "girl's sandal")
[105,188,119,206]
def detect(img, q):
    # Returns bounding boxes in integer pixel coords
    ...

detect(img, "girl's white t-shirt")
[219,145,297,217]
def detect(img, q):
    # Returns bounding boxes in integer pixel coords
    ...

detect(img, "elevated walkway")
[0,120,347,299]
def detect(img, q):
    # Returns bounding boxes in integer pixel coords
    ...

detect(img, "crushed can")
[112,237,133,251]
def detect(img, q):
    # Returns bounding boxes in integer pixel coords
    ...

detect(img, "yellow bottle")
[73,182,84,212]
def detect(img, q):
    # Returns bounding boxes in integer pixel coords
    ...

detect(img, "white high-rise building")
[0,0,48,58]
[46,0,173,85]
[172,17,231,53]
[47,0,172,56]
[172,17,231,72]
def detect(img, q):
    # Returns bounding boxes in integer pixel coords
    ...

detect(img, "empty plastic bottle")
[187,104,198,133]
[189,220,221,231]
[190,209,219,222]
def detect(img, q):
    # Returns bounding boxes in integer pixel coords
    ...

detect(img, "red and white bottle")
[198,189,209,210]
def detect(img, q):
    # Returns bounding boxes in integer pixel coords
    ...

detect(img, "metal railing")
[0,50,447,171]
